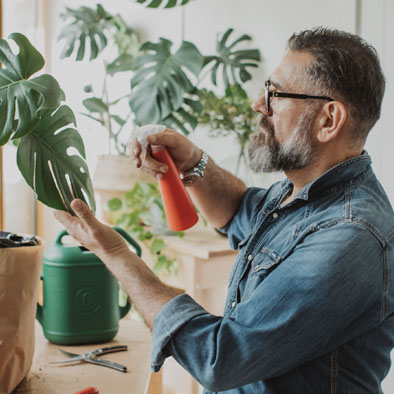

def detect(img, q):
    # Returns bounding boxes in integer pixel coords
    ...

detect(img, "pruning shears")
[50,345,128,372]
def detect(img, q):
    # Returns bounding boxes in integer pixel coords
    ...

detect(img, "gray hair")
[287,27,385,143]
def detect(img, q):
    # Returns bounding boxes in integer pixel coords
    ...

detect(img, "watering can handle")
[47,228,140,321]
[36,275,44,325]
[113,227,142,257]
[54,228,142,257]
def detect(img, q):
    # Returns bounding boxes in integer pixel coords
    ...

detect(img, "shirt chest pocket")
[240,248,282,302]
[252,248,282,275]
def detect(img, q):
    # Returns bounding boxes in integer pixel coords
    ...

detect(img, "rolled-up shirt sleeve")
[151,293,208,372]
[151,223,384,393]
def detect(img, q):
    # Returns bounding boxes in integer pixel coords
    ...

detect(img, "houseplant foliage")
[132,0,192,8]
[204,28,261,88]
[0,33,95,213]
[107,181,183,274]
[58,3,261,141]
[59,4,140,154]
[129,39,204,134]
[195,85,258,173]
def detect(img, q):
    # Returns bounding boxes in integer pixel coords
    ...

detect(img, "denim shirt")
[151,152,394,393]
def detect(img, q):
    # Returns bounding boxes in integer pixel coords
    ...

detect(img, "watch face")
[182,173,201,186]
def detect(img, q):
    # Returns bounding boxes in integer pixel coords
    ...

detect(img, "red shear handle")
[73,387,99,394]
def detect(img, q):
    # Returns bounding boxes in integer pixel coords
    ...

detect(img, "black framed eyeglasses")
[264,80,334,113]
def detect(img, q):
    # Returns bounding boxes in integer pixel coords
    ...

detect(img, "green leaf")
[129,39,204,125]
[150,238,165,254]
[0,33,62,145]
[163,103,199,135]
[107,197,122,211]
[80,112,105,126]
[106,54,134,76]
[82,97,109,113]
[111,115,126,126]
[203,28,261,88]
[16,105,96,213]
[11,138,20,147]
[133,0,191,8]
[225,84,248,99]
[113,19,140,57]
[59,4,112,61]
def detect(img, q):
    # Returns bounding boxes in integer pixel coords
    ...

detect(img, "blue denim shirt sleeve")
[151,293,208,372]
[151,222,384,392]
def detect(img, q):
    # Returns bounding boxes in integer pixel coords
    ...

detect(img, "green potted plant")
[0,32,95,393]
[106,181,181,275]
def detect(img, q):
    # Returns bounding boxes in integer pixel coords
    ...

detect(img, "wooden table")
[13,318,159,394]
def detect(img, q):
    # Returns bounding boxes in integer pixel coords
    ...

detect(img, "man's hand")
[129,128,202,180]
[130,127,247,229]
[54,199,129,261]
[54,198,183,330]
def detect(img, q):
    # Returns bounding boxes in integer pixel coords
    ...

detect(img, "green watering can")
[37,228,141,345]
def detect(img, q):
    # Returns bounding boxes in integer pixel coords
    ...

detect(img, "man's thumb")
[71,199,95,224]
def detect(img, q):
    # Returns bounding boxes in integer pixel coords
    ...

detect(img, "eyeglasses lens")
[265,81,270,113]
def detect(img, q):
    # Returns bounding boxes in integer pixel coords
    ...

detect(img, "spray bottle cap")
[132,124,166,167]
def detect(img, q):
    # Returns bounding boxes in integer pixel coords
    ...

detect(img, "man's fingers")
[139,154,168,177]
[128,139,140,158]
[146,130,176,147]
[70,199,97,227]
[53,209,73,227]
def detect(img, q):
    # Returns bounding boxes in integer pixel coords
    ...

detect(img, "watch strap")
[180,151,208,184]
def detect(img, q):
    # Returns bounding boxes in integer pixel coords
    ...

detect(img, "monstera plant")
[0,33,95,213]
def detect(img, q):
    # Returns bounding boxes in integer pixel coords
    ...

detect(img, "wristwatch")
[180,150,208,186]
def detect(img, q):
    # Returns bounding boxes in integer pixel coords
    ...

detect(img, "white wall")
[361,0,394,209]
[40,0,393,389]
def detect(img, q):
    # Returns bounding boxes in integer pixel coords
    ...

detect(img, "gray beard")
[248,109,316,173]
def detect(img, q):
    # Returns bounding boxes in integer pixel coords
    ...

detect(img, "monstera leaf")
[0,33,62,145]
[17,105,96,212]
[59,4,112,61]
[129,38,204,126]
[162,96,202,135]
[133,0,192,8]
[106,54,134,76]
[204,28,261,88]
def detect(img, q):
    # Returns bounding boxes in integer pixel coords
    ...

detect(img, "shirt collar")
[279,151,373,204]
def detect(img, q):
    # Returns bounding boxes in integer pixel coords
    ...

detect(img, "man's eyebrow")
[270,79,284,91]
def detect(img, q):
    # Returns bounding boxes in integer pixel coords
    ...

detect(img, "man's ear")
[316,101,347,143]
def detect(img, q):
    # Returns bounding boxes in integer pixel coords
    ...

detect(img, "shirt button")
[248,254,253,261]
[232,301,236,308]
[273,212,279,219]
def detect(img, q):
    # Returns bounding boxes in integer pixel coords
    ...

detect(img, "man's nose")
[252,95,271,115]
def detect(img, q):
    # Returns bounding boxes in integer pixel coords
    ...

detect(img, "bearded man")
[55,28,394,393]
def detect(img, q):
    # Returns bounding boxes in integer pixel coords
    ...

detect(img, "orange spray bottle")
[133,125,198,232]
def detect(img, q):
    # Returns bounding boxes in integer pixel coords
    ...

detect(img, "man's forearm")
[188,155,247,228]
[102,248,182,330]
